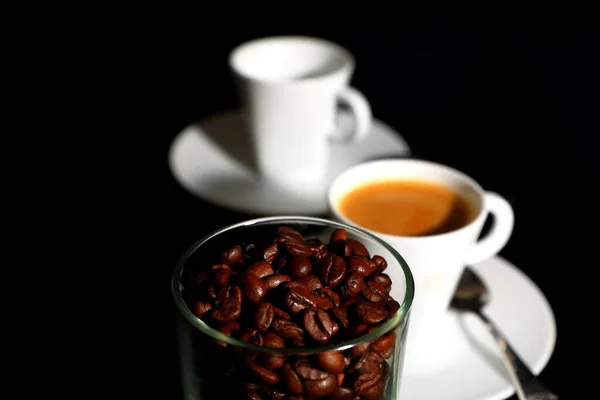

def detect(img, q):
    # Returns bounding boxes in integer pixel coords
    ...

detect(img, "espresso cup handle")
[465,192,515,265]
[331,86,372,142]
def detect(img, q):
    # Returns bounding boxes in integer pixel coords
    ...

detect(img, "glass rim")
[171,215,415,355]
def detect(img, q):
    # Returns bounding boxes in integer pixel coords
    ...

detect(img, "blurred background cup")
[229,36,372,198]
[327,159,514,372]
[173,216,414,399]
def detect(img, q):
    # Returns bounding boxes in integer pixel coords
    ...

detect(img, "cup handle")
[464,192,515,265]
[331,86,372,142]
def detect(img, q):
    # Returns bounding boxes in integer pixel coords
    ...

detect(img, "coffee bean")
[247,261,275,278]
[213,320,240,347]
[341,271,364,297]
[319,254,347,287]
[255,301,275,332]
[220,245,243,265]
[371,331,396,359]
[354,302,388,325]
[193,301,212,318]
[262,274,292,291]
[371,255,387,273]
[289,256,312,279]
[260,386,286,400]
[285,285,317,313]
[277,226,304,242]
[303,308,338,341]
[211,264,235,287]
[263,243,279,263]
[347,238,370,258]
[385,298,401,316]
[329,386,355,400]
[211,285,242,321]
[295,360,330,380]
[238,327,263,346]
[244,381,261,393]
[246,392,263,400]
[272,305,291,321]
[248,361,279,385]
[369,274,391,290]
[316,351,346,374]
[362,281,388,303]
[241,273,267,303]
[272,319,303,340]
[262,332,286,348]
[260,351,286,371]
[298,274,323,291]
[330,228,347,243]
[281,363,303,395]
[303,374,336,397]
[329,307,349,329]
[315,287,340,308]
[283,241,313,257]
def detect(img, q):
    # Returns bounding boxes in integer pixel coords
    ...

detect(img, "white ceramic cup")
[229,36,372,197]
[327,158,514,368]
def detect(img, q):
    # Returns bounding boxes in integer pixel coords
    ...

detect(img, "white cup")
[229,36,372,197]
[327,158,514,369]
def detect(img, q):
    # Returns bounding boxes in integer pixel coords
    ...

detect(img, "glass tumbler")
[172,216,414,400]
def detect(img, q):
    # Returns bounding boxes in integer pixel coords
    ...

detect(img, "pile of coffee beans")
[184,226,402,400]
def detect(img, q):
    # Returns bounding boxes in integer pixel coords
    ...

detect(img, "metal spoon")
[450,267,558,400]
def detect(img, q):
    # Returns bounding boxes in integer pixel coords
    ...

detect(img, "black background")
[141,13,598,400]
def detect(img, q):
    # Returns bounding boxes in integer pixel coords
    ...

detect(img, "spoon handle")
[476,310,558,400]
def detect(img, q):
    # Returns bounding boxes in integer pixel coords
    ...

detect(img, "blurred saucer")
[168,108,410,215]
[399,256,557,400]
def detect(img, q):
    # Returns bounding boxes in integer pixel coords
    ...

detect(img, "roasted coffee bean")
[272,305,292,321]
[238,327,263,346]
[303,308,338,341]
[295,360,330,380]
[247,261,275,278]
[213,320,240,347]
[371,331,396,359]
[211,285,242,321]
[289,256,312,279]
[319,254,347,287]
[305,238,328,260]
[281,363,303,395]
[283,241,313,257]
[340,296,362,312]
[347,256,371,277]
[263,332,286,348]
[354,302,388,325]
[362,281,388,303]
[329,386,355,400]
[211,264,235,287]
[277,226,304,242]
[340,271,364,297]
[273,256,288,273]
[354,351,384,372]
[371,255,387,273]
[285,285,317,313]
[241,273,267,303]
[249,361,279,385]
[345,341,371,359]
[329,307,349,329]
[330,228,347,243]
[272,319,303,340]
[369,274,391,290]
[316,351,346,374]
[346,238,370,258]
[385,298,401,316]
[255,301,275,332]
[262,274,292,291]
[298,274,323,291]
[361,380,385,400]
[260,386,286,400]
[193,301,212,318]
[303,375,336,397]
[315,287,340,308]
[220,245,243,265]
[207,283,218,300]
[345,323,369,340]
[353,366,384,396]
[263,243,279,263]
[260,351,286,370]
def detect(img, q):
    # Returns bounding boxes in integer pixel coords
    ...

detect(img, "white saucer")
[168,109,411,215]
[398,256,557,400]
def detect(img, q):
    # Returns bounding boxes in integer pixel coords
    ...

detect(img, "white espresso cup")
[327,158,514,370]
[229,36,372,197]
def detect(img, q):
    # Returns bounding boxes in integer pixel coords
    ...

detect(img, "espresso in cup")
[328,158,514,374]
[338,179,478,237]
